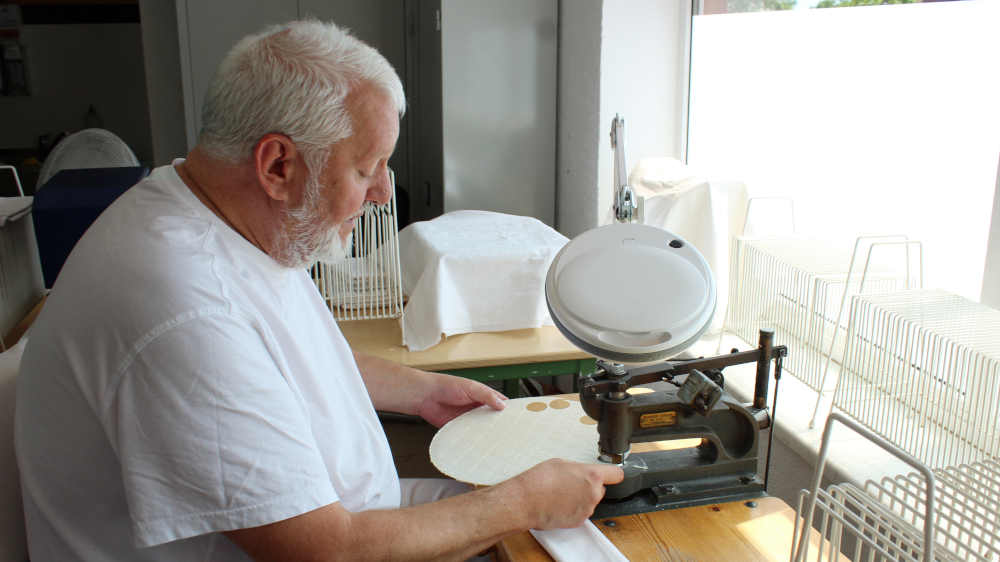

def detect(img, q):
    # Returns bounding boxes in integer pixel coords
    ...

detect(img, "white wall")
[141,1,694,238]
[139,0,187,165]
[982,155,1000,308]
[175,0,298,150]
[0,23,152,164]
[598,0,690,229]
[557,0,691,238]
[299,0,406,68]
[150,0,408,163]
[441,0,558,225]
[556,0,603,237]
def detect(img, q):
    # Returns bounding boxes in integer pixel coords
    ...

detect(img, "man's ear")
[253,134,302,202]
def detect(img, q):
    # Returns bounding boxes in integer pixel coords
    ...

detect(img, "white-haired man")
[15,20,622,561]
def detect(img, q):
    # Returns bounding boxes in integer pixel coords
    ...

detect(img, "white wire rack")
[792,413,1000,562]
[0,175,43,351]
[0,165,25,196]
[834,289,1000,468]
[793,412,938,562]
[721,235,919,393]
[867,461,1000,561]
[310,172,404,322]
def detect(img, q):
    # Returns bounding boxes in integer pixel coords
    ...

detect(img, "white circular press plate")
[545,223,716,363]
[558,245,706,333]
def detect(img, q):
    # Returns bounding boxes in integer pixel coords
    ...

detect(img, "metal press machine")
[542,116,787,518]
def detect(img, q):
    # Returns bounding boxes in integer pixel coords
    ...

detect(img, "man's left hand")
[416,374,507,427]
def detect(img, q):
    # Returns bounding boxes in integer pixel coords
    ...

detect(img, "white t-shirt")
[15,162,400,561]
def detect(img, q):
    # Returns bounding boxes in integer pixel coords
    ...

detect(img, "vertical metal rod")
[754,328,774,410]
[764,353,782,493]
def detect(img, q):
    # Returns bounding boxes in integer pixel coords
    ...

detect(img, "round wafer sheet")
[430,396,600,486]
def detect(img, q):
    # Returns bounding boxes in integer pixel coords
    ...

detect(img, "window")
[687,0,1000,300]
[701,0,943,16]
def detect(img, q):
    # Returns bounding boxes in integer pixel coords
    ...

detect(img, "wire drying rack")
[866,460,1000,561]
[310,170,404,322]
[833,289,1000,468]
[792,412,999,561]
[721,233,921,396]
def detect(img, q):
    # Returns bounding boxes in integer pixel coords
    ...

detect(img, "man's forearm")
[353,351,431,415]
[227,473,535,562]
[350,479,531,561]
[227,459,622,561]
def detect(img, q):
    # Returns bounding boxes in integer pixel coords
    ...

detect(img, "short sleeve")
[107,311,338,547]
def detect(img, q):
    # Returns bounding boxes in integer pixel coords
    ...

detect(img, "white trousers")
[399,478,473,507]
[398,479,490,561]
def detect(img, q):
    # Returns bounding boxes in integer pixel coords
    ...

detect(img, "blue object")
[31,167,149,288]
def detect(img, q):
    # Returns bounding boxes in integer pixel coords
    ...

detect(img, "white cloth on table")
[399,210,568,351]
[628,157,748,332]
[398,478,623,562]
[15,162,399,561]
[529,521,629,562]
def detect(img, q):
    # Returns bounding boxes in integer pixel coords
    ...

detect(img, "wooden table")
[497,495,809,561]
[339,318,596,396]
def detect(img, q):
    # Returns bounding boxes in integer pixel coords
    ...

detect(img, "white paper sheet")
[431,396,629,562]
[429,396,598,486]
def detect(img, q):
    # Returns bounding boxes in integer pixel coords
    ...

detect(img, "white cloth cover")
[529,521,629,562]
[628,158,748,332]
[399,211,568,351]
[14,162,399,561]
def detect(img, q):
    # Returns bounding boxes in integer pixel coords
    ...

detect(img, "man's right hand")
[507,458,625,530]
[227,457,625,561]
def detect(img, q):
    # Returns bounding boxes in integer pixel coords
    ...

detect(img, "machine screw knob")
[596,360,627,376]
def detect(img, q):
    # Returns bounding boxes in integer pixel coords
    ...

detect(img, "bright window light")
[688,0,1000,300]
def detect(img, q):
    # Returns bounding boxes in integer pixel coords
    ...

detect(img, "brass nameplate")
[639,411,677,428]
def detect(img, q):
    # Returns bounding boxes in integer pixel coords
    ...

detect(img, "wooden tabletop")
[338,318,590,372]
[497,495,811,561]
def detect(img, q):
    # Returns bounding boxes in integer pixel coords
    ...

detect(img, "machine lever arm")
[611,115,638,223]
[581,330,787,399]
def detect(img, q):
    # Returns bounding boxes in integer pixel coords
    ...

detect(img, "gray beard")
[273,175,354,269]
[274,217,353,269]
[311,228,354,265]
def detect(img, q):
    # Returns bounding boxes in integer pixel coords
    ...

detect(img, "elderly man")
[15,19,621,562]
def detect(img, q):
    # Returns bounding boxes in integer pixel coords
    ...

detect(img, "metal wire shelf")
[721,234,920,398]
[792,412,999,562]
[834,289,1000,468]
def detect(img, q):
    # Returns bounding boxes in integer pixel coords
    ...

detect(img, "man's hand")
[505,458,625,529]
[415,373,507,427]
[353,352,507,423]
[226,457,625,562]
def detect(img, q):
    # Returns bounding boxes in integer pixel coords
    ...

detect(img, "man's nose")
[368,167,393,206]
